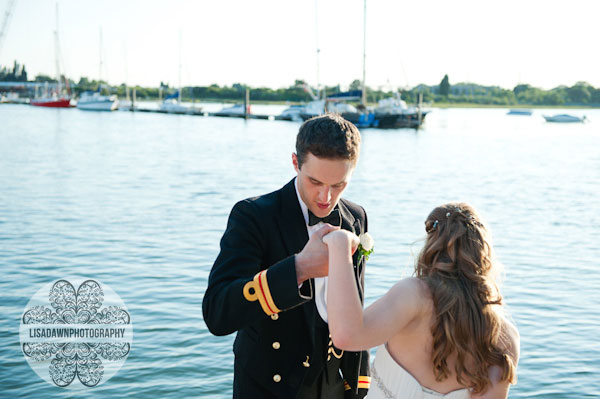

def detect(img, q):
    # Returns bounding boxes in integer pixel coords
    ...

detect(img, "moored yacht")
[77,90,119,111]
[372,93,428,129]
[543,114,586,123]
[159,91,190,114]
[213,103,251,116]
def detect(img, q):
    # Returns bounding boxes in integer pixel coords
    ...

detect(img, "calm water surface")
[1,104,599,398]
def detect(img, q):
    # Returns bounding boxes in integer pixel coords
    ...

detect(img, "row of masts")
[47,0,372,108]
[314,0,368,106]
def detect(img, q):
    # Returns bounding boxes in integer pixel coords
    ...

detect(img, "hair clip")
[427,220,439,233]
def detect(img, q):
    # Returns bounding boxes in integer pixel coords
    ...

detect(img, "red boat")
[31,4,73,109]
[30,97,72,108]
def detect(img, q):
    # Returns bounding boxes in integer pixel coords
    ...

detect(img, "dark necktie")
[308,208,341,227]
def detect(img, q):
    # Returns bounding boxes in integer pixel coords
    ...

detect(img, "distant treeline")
[73,76,600,107]
[4,61,600,106]
[0,61,28,82]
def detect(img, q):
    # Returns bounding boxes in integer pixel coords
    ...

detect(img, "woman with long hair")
[323,203,519,398]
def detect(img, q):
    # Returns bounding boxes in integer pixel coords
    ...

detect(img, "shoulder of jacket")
[340,198,367,220]
[234,186,282,215]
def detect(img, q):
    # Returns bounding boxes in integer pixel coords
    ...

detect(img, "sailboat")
[77,88,119,111]
[77,28,119,111]
[282,1,427,129]
[160,90,189,114]
[31,3,72,108]
[159,30,195,114]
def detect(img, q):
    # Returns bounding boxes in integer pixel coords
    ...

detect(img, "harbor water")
[0,104,599,398]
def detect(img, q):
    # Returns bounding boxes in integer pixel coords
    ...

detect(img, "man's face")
[293,152,355,218]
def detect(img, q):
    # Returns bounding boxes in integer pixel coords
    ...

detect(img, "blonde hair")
[416,202,516,394]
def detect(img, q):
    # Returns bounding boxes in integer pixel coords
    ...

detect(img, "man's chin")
[312,206,332,218]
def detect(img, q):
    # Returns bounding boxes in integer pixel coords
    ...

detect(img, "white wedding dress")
[366,344,470,399]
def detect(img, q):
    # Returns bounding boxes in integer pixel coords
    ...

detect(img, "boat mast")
[178,29,182,102]
[124,42,129,101]
[54,2,61,95]
[361,0,366,106]
[315,0,320,98]
[99,27,103,86]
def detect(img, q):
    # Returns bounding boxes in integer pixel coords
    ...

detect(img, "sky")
[1,0,599,91]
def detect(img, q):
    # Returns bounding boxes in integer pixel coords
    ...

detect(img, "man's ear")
[292,153,300,173]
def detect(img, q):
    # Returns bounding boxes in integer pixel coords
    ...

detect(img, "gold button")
[273,374,281,383]
[271,313,279,320]
[272,342,280,350]
[303,356,310,368]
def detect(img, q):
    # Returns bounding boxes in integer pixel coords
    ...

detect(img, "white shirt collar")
[294,177,309,226]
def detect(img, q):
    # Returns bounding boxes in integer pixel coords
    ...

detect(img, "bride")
[323,203,519,398]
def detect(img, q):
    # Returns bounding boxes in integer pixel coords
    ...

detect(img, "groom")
[203,114,370,399]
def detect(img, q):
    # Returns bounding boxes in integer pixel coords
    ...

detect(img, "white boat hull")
[160,100,189,114]
[543,114,586,123]
[77,100,119,111]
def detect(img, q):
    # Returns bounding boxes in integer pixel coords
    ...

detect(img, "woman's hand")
[322,230,360,255]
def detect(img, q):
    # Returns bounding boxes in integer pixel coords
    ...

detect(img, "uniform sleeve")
[342,206,371,399]
[202,199,312,336]
[355,207,371,398]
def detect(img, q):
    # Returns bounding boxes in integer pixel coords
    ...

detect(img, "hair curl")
[416,202,516,394]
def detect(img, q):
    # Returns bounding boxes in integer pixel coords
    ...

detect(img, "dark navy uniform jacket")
[203,178,370,398]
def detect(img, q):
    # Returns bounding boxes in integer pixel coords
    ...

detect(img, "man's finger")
[315,223,340,238]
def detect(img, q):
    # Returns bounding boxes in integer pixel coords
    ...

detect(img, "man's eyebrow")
[308,175,347,186]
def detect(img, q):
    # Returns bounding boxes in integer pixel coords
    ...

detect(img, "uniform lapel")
[278,178,309,256]
[277,179,318,347]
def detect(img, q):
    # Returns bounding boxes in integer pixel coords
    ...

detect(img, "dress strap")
[371,364,397,399]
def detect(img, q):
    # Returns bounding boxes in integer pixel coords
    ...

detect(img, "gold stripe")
[242,271,281,316]
[258,270,281,314]
[252,272,273,315]
[357,376,371,389]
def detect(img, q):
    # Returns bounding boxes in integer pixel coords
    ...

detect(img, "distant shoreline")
[176,98,600,109]
[428,103,600,109]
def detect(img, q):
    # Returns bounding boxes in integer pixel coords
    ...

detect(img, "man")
[203,114,370,398]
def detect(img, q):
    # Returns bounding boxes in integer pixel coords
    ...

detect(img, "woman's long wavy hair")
[416,202,516,394]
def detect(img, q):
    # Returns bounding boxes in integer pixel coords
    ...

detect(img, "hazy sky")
[2,0,599,90]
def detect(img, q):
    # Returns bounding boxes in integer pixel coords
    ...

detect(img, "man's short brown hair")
[295,113,361,169]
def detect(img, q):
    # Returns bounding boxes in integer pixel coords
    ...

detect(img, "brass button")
[271,313,279,320]
[272,342,280,350]
[273,374,281,383]
[303,356,310,368]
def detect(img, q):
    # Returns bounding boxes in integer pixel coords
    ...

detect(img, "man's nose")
[318,186,331,203]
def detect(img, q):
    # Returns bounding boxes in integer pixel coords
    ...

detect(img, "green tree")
[566,82,591,104]
[513,84,532,96]
[349,79,362,91]
[439,74,450,96]
[35,74,55,82]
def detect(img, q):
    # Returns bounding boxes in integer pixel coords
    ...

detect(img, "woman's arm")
[324,230,424,351]
[470,319,520,399]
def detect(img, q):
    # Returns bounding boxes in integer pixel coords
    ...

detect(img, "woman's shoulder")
[391,277,429,296]
[388,277,433,314]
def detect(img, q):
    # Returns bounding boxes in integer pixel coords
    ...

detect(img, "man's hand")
[295,224,340,285]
